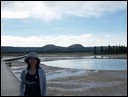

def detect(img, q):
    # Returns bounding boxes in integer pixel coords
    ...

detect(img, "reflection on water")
[42,59,127,70]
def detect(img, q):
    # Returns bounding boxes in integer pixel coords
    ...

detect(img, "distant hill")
[42,44,67,52]
[68,44,86,52]
[2,44,127,55]
[1,44,106,54]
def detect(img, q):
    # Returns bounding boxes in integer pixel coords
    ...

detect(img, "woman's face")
[28,57,37,67]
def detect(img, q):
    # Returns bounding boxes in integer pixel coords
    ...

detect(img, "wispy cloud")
[2,33,127,47]
[1,1,127,21]
[1,34,98,47]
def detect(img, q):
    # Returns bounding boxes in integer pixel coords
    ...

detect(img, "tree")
[118,44,121,54]
[123,45,126,54]
[94,46,96,54]
[112,45,115,54]
[104,48,108,54]
[115,45,119,54]
[125,46,127,53]
[108,45,111,54]
[101,46,103,54]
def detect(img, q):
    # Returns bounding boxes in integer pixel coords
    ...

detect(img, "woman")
[19,52,47,96]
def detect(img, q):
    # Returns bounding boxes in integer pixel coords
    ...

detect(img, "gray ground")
[9,61,127,96]
[47,69,127,96]
[2,54,127,96]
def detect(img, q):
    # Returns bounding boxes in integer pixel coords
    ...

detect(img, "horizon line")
[1,44,127,48]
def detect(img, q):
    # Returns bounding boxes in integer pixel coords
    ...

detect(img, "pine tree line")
[94,45,127,54]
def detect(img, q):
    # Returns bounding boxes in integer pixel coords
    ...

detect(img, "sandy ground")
[47,69,127,96]
[6,61,127,96]
[2,54,127,96]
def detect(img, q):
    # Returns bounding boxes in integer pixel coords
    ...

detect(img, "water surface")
[42,59,127,70]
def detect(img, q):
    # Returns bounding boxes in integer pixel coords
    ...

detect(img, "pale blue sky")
[1,1,127,47]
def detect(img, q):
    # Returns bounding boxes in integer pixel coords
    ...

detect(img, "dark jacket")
[19,68,47,96]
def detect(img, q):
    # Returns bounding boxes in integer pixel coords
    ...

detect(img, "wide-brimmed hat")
[24,52,40,63]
